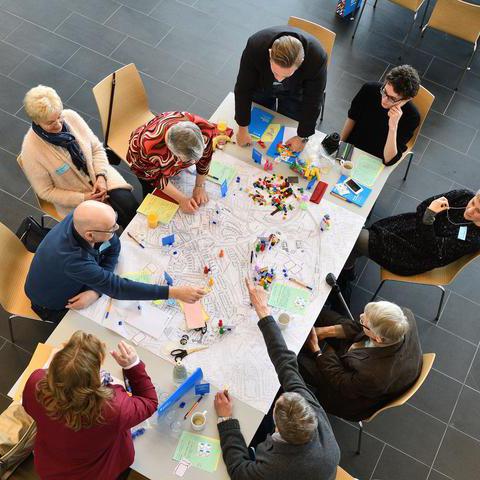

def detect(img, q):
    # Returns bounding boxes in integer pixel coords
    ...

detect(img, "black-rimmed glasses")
[380,85,404,104]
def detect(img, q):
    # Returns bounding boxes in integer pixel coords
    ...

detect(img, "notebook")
[330,175,372,207]
[248,107,274,139]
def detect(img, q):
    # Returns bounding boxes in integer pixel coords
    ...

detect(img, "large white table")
[10,93,395,479]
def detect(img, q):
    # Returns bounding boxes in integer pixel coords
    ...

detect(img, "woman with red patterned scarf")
[127,111,232,214]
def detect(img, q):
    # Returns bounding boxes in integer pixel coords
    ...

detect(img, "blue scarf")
[32,122,88,175]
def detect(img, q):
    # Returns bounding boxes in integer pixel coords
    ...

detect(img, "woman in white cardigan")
[21,85,138,228]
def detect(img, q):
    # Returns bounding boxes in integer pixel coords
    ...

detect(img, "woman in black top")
[340,65,420,165]
[349,189,480,276]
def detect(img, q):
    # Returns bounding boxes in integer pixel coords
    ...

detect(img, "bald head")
[73,201,116,239]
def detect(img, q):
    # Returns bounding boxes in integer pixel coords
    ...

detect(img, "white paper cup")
[277,313,291,330]
[340,160,354,177]
[191,412,207,431]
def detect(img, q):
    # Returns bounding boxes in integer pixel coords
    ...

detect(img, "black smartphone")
[344,178,363,195]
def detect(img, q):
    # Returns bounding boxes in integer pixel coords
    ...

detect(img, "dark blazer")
[217,316,340,480]
[234,26,328,138]
[301,308,422,422]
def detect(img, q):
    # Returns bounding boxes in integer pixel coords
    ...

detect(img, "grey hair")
[364,301,409,344]
[165,121,205,162]
[273,392,318,445]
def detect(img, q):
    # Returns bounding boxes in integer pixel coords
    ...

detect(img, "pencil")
[250,251,253,263]
[289,278,313,291]
[208,174,219,180]
[105,297,113,319]
[184,395,204,420]
[127,232,145,249]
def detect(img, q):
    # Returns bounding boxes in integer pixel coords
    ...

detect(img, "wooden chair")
[0,222,41,343]
[16,155,63,223]
[371,251,480,322]
[288,17,336,123]
[92,63,155,164]
[356,353,435,454]
[399,84,435,181]
[336,466,358,479]
[418,0,480,90]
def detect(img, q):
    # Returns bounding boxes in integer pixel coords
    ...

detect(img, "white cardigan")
[21,109,132,217]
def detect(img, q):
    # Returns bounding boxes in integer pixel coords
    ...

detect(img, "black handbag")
[104,71,122,166]
[15,216,50,253]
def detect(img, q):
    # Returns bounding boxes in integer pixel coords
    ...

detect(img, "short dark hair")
[385,65,420,99]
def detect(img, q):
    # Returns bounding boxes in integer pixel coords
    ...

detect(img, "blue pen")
[105,297,113,319]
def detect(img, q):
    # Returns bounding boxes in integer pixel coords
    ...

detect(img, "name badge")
[55,163,70,175]
[99,240,111,252]
[458,226,467,241]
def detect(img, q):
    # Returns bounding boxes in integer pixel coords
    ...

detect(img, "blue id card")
[55,163,70,175]
[458,226,467,241]
[99,240,111,252]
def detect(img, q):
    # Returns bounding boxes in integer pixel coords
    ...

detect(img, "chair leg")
[373,0,378,8]
[351,0,368,40]
[399,13,416,60]
[402,152,414,181]
[420,0,431,28]
[371,280,386,302]
[8,315,15,344]
[455,44,477,91]
[434,286,446,323]
[356,421,364,454]
[320,91,326,123]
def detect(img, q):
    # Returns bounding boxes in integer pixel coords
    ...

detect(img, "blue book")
[249,107,274,139]
[266,126,285,157]
[330,175,371,207]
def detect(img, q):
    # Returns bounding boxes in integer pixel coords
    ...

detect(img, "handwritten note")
[352,155,384,187]
[208,159,237,185]
[137,193,179,224]
[268,283,311,315]
[173,431,221,473]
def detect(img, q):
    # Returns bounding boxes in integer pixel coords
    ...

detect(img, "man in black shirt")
[235,26,328,153]
[341,65,420,165]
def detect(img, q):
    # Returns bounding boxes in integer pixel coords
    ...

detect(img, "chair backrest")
[405,84,435,153]
[336,466,356,479]
[365,353,435,423]
[288,17,336,65]
[92,63,155,162]
[426,0,480,44]
[390,0,425,13]
[16,155,63,222]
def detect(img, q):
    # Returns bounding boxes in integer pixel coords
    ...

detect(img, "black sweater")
[234,26,328,138]
[369,189,480,275]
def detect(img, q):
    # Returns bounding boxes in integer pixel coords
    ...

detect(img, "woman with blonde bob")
[299,300,423,422]
[21,85,138,228]
[22,331,158,480]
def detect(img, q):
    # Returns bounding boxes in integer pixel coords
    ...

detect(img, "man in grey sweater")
[214,279,340,480]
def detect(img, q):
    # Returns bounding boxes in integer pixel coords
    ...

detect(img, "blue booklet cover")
[330,175,371,207]
[249,107,274,139]
[266,125,285,157]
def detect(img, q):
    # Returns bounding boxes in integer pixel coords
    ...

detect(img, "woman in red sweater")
[22,331,158,480]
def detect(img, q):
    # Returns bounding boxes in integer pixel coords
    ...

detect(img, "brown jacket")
[302,308,422,421]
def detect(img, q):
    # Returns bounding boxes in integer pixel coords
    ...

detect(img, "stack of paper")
[268,283,311,315]
[137,193,179,224]
[352,155,384,187]
[207,159,237,185]
[178,301,209,329]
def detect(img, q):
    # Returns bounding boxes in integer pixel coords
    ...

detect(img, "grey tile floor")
[0,0,479,478]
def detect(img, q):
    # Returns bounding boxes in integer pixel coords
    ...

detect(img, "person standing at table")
[127,111,232,213]
[340,65,421,165]
[23,331,157,480]
[25,200,205,324]
[234,26,328,153]
[213,279,340,480]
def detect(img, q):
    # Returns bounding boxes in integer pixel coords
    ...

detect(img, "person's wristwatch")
[314,349,322,358]
[217,416,233,424]
[301,137,310,144]
[96,173,107,180]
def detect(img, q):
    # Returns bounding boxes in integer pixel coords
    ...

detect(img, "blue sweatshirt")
[25,213,169,310]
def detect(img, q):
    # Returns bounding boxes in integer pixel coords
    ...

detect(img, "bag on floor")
[0,403,37,479]
[16,216,51,253]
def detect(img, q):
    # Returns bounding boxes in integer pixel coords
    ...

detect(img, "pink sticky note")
[183,302,206,329]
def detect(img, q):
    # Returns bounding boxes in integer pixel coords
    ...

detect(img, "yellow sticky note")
[261,123,281,143]
[137,194,179,224]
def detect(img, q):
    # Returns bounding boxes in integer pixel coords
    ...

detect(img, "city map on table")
[78,150,365,413]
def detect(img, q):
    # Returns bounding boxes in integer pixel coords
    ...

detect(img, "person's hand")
[192,186,209,206]
[236,127,252,147]
[169,285,206,303]
[214,390,233,417]
[84,190,107,202]
[111,341,138,368]
[93,176,108,195]
[244,278,270,319]
[179,197,199,214]
[429,196,449,213]
[66,290,100,309]
[388,105,403,130]
[306,327,321,353]
[285,135,306,153]
[315,326,331,341]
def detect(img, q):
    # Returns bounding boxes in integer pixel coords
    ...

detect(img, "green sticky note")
[268,283,311,314]
[351,155,384,187]
[208,159,237,185]
[173,431,221,473]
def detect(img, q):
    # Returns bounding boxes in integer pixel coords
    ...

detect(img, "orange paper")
[180,301,208,329]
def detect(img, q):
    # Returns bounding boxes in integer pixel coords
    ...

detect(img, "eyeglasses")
[359,317,371,331]
[380,85,404,104]
[88,214,119,234]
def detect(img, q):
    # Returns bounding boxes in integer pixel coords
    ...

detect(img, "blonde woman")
[21,85,138,228]
[22,331,158,480]
[299,301,422,422]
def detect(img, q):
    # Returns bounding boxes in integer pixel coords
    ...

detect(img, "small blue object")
[166,299,176,306]
[173,251,177,255]
[195,383,210,395]
[252,148,262,164]
[118,321,123,326]
[458,226,468,240]
[132,427,146,440]
[162,234,175,246]
[179,402,186,408]
[306,178,317,190]
[164,271,174,286]
[221,179,228,197]
[236,176,240,183]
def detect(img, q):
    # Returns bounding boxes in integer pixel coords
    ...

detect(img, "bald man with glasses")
[25,200,205,324]
[340,64,421,165]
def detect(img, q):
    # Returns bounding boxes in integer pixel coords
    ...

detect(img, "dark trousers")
[117,468,131,480]
[31,303,68,325]
[138,178,155,199]
[252,90,303,122]
[107,188,139,229]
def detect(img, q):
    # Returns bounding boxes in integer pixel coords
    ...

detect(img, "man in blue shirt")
[25,200,205,324]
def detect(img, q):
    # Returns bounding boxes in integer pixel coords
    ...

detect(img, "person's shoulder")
[63,109,88,127]
[24,369,46,393]
[402,100,420,122]
[362,82,382,93]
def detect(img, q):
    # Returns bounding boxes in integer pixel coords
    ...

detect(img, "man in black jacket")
[214,279,340,480]
[234,26,328,153]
